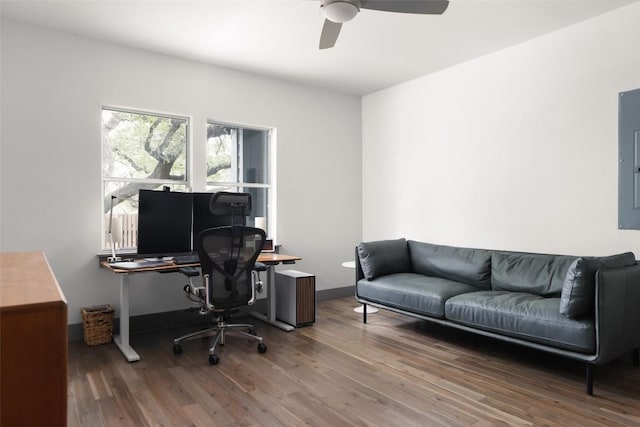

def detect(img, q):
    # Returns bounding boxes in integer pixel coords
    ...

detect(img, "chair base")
[173,314,266,364]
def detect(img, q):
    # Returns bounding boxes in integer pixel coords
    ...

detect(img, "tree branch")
[113,147,145,173]
[158,119,183,159]
[104,182,161,213]
[207,163,231,177]
[207,125,233,139]
[143,118,162,160]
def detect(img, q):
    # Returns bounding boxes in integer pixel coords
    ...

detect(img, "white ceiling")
[1,0,636,95]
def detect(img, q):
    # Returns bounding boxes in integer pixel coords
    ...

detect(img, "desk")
[102,252,301,362]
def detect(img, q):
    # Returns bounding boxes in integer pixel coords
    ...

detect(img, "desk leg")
[250,265,294,332]
[113,274,141,362]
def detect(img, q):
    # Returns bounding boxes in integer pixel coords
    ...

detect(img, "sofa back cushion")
[560,252,636,318]
[491,252,577,296]
[408,241,492,290]
[357,238,411,280]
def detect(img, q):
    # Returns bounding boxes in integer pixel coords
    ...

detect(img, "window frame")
[205,119,275,239]
[100,108,276,252]
[101,106,191,250]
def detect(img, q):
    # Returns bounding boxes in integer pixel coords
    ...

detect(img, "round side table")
[342,261,379,314]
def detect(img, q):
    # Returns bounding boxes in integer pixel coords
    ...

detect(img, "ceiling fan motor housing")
[321,0,361,23]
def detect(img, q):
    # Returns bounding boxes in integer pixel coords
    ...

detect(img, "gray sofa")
[355,238,640,395]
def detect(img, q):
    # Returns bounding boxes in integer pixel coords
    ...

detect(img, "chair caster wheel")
[173,344,182,354]
[257,343,267,354]
[209,354,219,365]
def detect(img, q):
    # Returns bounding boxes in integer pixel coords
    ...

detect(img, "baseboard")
[68,286,355,342]
[317,285,355,301]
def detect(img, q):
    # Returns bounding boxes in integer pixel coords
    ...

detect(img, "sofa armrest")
[593,263,640,364]
[355,246,364,282]
[354,246,369,301]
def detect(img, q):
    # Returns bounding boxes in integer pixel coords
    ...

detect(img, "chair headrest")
[209,192,252,216]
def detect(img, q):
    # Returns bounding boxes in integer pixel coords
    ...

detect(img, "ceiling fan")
[319,0,450,49]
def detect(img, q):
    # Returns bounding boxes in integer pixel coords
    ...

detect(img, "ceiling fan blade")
[319,19,342,49]
[360,0,449,15]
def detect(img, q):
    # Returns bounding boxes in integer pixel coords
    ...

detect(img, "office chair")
[173,192,267,365]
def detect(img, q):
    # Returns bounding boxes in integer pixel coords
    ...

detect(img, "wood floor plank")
[68,297,640,426]
[132,389,174,427]
[168,365,238,424]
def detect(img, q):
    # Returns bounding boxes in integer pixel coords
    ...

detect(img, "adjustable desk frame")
[249,253,301,332]
[103,253,301,362]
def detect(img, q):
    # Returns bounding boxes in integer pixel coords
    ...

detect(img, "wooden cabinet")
[275,270,316,327]
[1,252,68,427]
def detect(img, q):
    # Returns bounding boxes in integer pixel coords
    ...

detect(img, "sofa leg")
[633,348,640,367]
[363,304,367,324]
[586,363,594,395]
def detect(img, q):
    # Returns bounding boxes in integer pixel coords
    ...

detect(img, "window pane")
[104,182,187,249]
[205,185,269,235]
[206,123,268,184]
[206,124,234,182]
[104,182,138,250]
[102,107,189,250]
[241,128,269,184]
[102,109,188,181]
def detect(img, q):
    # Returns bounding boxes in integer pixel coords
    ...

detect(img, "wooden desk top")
[0,251,67,309]
[257,253,302,264]
[102,253,302,274]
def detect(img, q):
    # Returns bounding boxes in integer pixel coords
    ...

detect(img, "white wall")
[363,2,640,256]
[0,19,362,325]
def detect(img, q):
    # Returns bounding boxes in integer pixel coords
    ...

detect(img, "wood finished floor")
[68,297,640,426]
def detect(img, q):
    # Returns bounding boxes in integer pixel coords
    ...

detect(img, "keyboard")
[172,254,200,265]
[110,260,171,270]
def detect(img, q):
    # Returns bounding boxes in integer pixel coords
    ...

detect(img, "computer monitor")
[192,192,221,243]
[137,189,193,256]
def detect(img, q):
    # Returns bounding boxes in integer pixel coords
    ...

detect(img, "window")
[102,107,189,250]
[206,122,272,236]
[101,108,274,252]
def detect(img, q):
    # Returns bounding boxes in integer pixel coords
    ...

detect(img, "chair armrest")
[178,266,200,277]
[593,263,640,364]
[254,262,267,272]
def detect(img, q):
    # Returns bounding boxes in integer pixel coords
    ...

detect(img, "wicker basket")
[81,304,115,346]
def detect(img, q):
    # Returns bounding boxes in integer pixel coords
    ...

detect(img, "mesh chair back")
[196,226,266,309]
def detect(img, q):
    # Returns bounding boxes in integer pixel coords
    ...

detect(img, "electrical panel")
[618,88,640,229]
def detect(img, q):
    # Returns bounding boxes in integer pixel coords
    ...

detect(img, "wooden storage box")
[82,304,114,346]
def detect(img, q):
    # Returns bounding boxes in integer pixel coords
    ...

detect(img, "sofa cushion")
[357,273,480,318]
[445,291,595,353]
[491,252,576,297]
[560,252,636,318]
[408,241,492,290]
[357,238,411,280]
